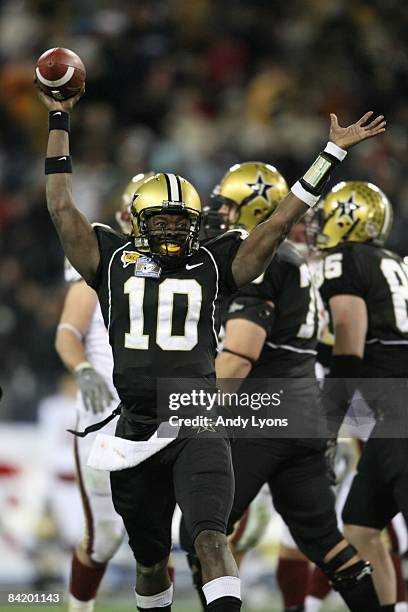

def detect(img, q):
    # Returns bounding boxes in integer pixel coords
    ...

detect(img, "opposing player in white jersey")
[55,173,154,612]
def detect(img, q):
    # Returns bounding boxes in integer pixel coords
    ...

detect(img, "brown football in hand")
[35,47,86,101]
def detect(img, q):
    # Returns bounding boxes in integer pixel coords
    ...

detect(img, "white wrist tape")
[74,361,92,372]
[292,140,348,207]
[291,181,320,208]
[324,141,347,161]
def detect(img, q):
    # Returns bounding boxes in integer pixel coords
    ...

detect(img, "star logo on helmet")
[246,172,274,200]
[337,194,360,223]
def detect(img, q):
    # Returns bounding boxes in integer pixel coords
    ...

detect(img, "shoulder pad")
[92,222,116,233]
[92,222,129,247]
[373,245,400,261]
[381,248,395,258]
[226,227,249,240]
[328,242,362,254]
[326,242,368,263]
[226,294,275,330]
[203,228,246,248]
[228,295,269,312]
[379,249,408,269]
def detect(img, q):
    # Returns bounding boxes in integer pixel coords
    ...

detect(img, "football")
[35,47,86,101]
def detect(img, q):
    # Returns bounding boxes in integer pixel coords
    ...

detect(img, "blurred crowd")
[0,0,407,419]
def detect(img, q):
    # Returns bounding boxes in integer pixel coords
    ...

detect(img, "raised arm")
[231,112,386,288]
[37,87,100,283]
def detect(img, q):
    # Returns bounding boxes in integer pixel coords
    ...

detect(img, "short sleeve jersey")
[225,241,319,377]
[88,226,241,417]
[319,242,408,376]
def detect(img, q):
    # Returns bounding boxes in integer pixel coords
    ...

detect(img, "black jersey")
[319,242,408,377]
[89,226,241,419]
[225,241,319,377]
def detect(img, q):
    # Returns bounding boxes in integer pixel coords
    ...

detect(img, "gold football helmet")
[214,162,289,232]
[130,172,202,261]
[317,181,393,250]
[116,172,155,234]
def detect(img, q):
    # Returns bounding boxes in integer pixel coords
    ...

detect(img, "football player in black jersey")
[317,181,408,612]
[37,81,385,612]
[214,163,383,612]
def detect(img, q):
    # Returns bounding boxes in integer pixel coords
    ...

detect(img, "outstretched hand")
[35,81,85,112]
[329,111,386,150]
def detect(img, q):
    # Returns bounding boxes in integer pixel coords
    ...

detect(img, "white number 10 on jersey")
[124,277,202,350]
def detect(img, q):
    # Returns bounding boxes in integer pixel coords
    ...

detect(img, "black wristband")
[300,151,340,196]
[45,156,72,174]
[48,110,70,132]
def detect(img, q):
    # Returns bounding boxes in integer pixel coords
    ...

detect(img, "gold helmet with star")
[214,162,289,232]
[116,172,155,234]
[317,181,393,250]
[130,172,202,260]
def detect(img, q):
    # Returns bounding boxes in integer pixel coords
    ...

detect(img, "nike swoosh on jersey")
[54,112,62,116]
[58,156,67,161]
[185,262,204,270]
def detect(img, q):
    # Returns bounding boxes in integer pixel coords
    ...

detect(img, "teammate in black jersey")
[37,80,385,612]
[214,163,383,612]
[317,181,408,611]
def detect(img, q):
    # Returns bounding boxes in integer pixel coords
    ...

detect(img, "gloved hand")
[74,361,113,414]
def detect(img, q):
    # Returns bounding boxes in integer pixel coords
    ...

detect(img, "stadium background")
[0,1,406,610]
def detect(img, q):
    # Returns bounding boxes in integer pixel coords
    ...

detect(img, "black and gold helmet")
[214,161,289,232]
[116,172,155,234]
[130,172,201,262]
[317,181,393,250]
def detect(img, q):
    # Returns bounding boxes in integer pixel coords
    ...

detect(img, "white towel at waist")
[87,422,180,471]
